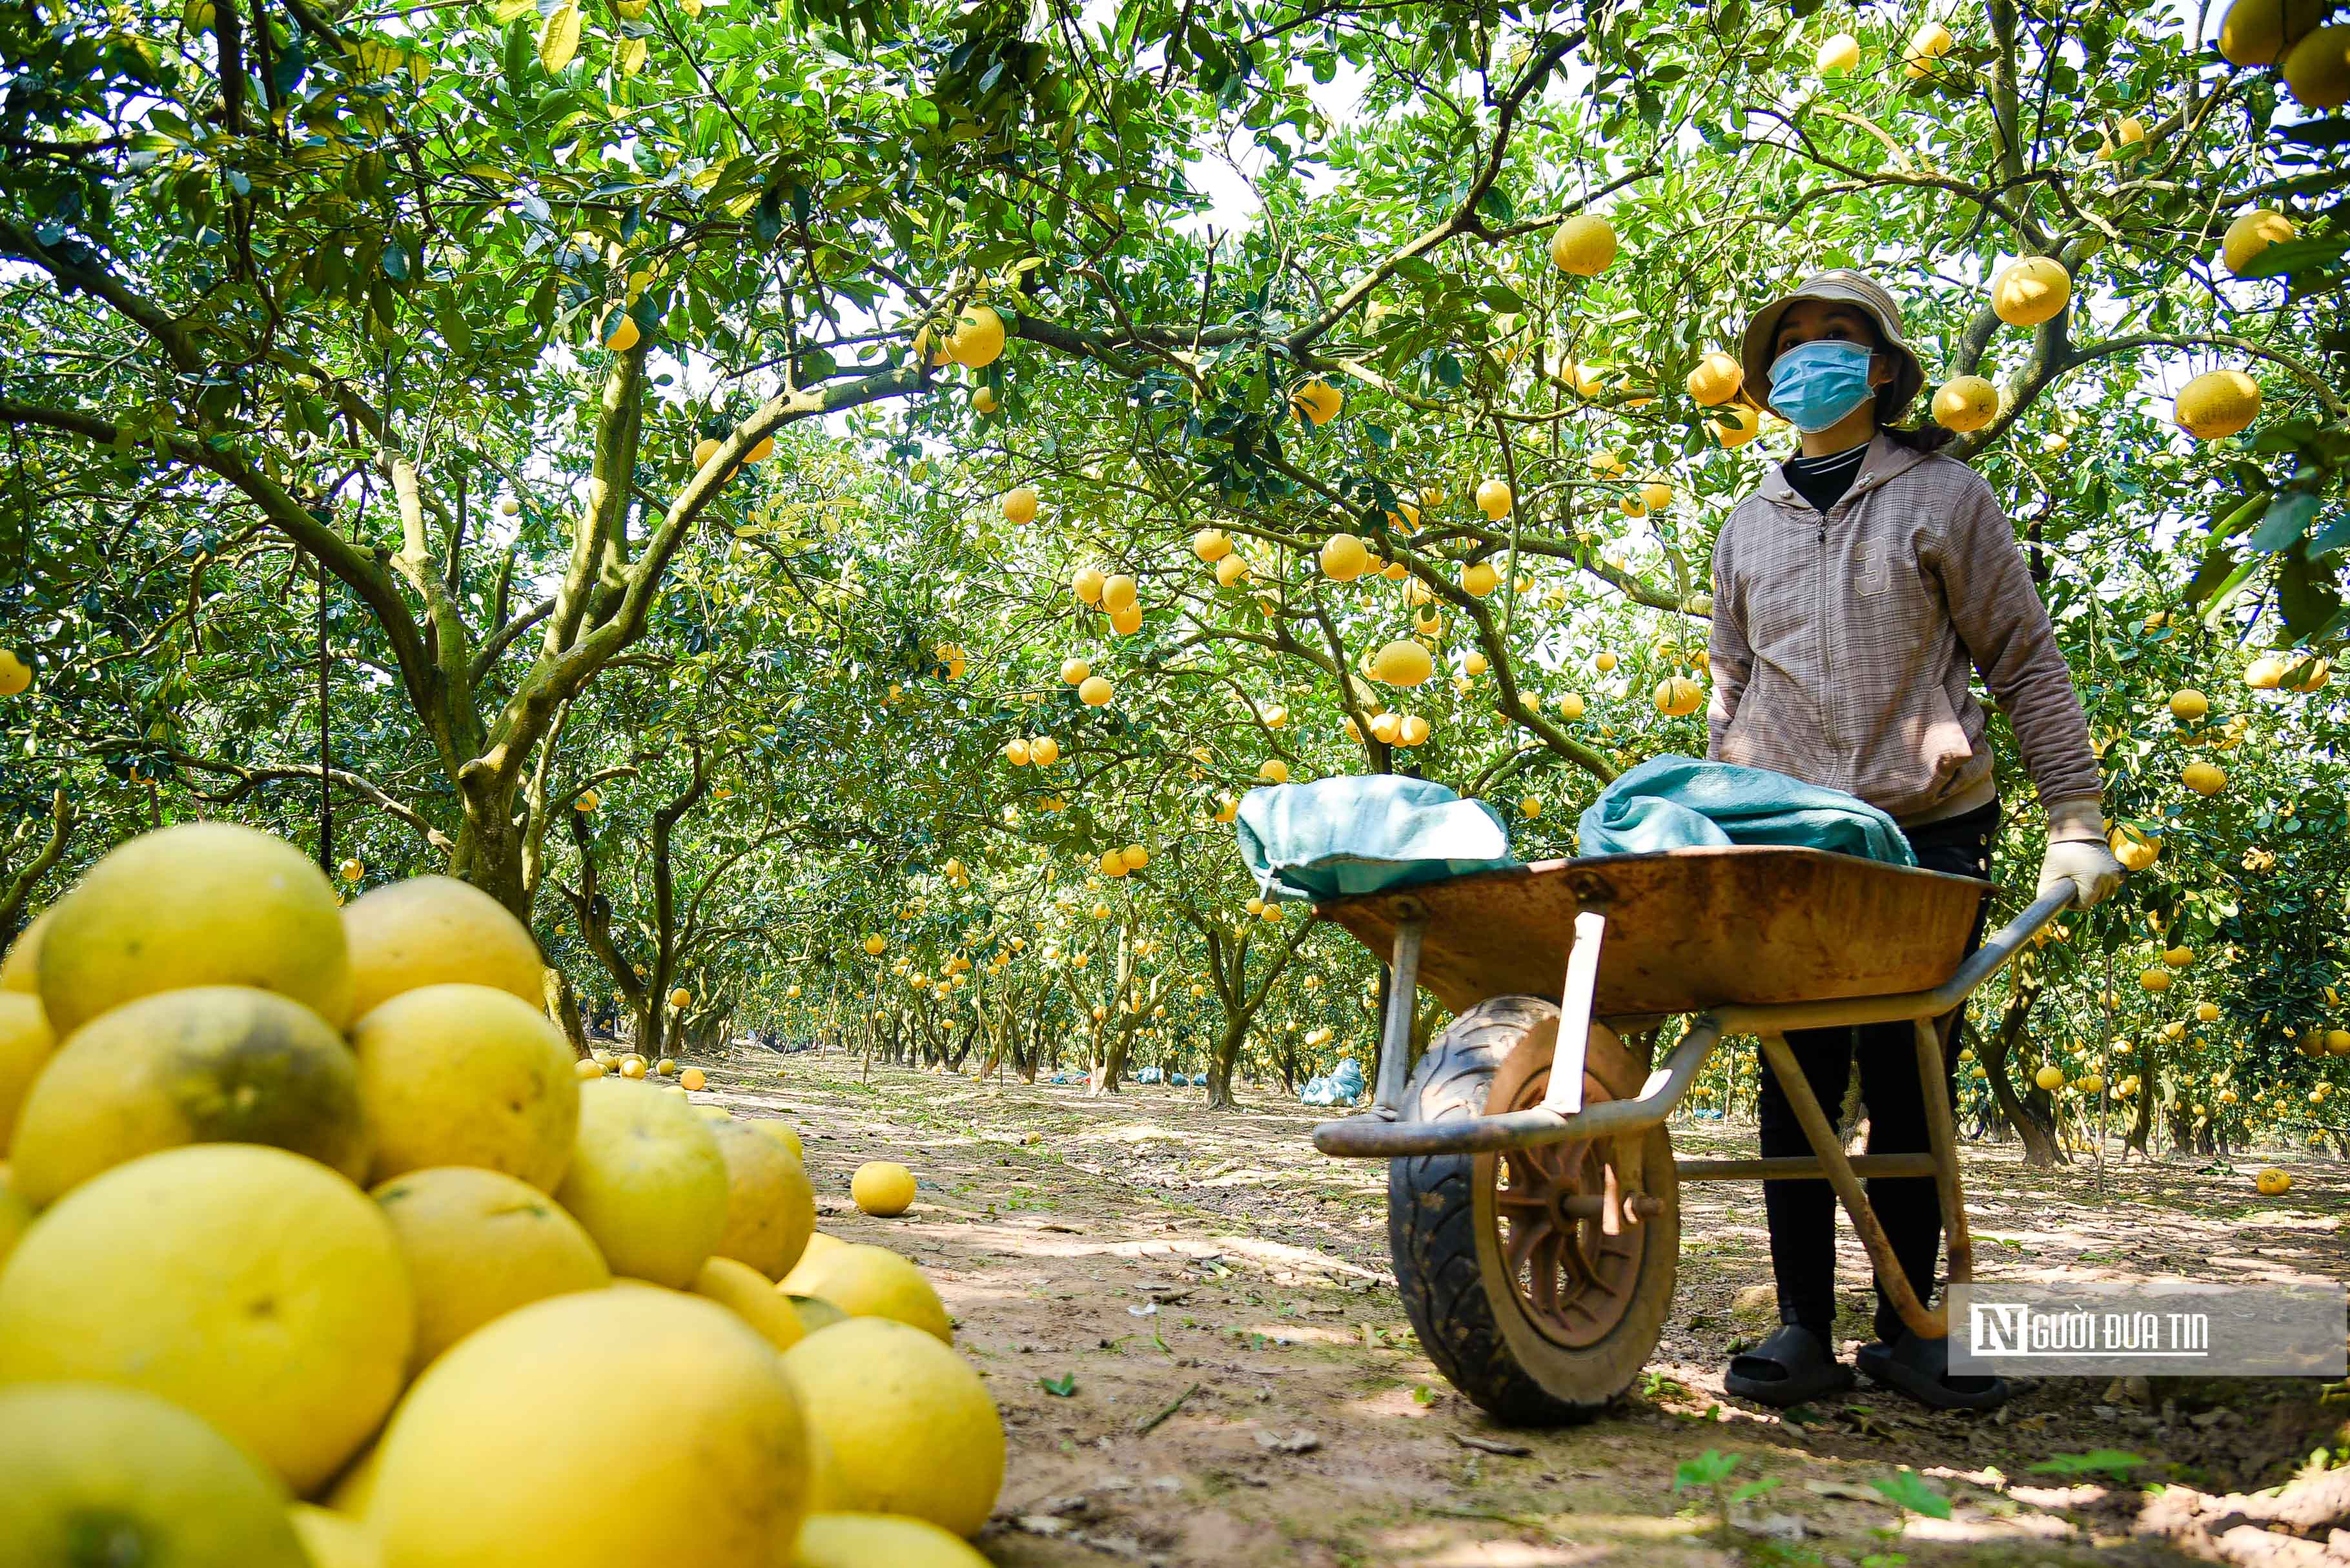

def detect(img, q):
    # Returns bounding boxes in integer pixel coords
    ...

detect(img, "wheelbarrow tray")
[1316,846,1992,1019]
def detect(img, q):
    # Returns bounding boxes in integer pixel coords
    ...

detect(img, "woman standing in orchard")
[1706,270,2125,1411]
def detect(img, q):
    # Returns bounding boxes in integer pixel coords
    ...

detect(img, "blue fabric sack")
[1576,754,1916,866]
[1236,775,1518,902]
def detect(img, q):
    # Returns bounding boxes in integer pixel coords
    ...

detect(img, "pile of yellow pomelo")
[0,821,1000,1568]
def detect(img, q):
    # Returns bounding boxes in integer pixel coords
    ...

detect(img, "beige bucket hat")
[1739,269,1926,422]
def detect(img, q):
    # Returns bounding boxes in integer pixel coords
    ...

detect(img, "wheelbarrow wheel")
[1387,995,1680,1425]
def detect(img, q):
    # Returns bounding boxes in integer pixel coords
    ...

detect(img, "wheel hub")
[1482,1026,1644,1350]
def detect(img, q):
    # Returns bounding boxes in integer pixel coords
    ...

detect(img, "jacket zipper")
[1815,509,1842,782]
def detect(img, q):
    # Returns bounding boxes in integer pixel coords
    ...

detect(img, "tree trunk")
[1977,984,2067,1166]
[543,966,589,1059]
[1205,1021,1246,1110]
[2125,1035,2158,1156]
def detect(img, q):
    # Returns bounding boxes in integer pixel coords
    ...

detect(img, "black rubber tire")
[1386,995,1679,1425]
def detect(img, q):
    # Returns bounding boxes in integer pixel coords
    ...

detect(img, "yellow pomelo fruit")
[946,303,1005,369]
[1191,527,1231,562]
[794,1512,994,1568]
[1814,32,1861,74]
[37,822,352,1035]
[852,1160,917,1217]
[2282,25,2350,110]
[554,1077,728,1288]
[2169,687,2209,722]
[1069,565,1101,604]
[0,1144,413,1492]
[1258,759,1290,784]
[1474,478,1513,518]
[1904,19,1954,76]
[1372,640,1433,687]
[1099,573,1138,613]
[711,1119,817,1279]
[342,875,546,1018]
[1320,533,1369,581]
[2218,0,2326,64]
[10,986,367,1207]
[2181,759,2227,795]
[373,1165,610,1372]
[370,1286,809,1568]
[1,906,51,992]
[1686,351,1743,405]
[1653,676,1704,718]
[1547,214,1618,276]
[1931,375,1998,433]
[2222,209,2296,276]
[754,1119,806,1160]
[1990,256,2071,326]
[0,1168,29,1272]
[1001,486,1038,526]
[2174,369,2261,440]
[291,1502,380,1568]
[1462,560,1500,598]
[352,984,579,1192]
[2254,1166,2292,1196]
[0,1383,307,1568]
[1711,402,1761,446]
[968,386,996,414]
[1557,692,1586,720]
[325,1441,382,1518]
[2109,824,2161,871]
[2138,967,2172,992]
[2034,1064,2065,1092]
[780,1242,952,1342]
[1078,674,1114,706]
[781,1319,1003,1538]
[787,1294,849,1335]
[0,990,56,1156]
[692,1254,806,1352]
[692,436,722,469]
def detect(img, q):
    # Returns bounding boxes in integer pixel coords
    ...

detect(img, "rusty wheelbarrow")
[1309,844,2072,1423]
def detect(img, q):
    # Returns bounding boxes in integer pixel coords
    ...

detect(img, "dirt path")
[711,1052,2347,1567]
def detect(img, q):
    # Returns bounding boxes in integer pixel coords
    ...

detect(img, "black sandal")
[1857,1330,2010,1410]
[1724,1323,1855,1408]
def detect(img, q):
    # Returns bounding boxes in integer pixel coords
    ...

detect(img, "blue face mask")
[1766,340,1878,433]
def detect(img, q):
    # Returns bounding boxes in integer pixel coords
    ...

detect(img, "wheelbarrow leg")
[1540,906,1608,1118]
[1755,1032,1943,1341]
[1369,919,1425,1121]
[1916,1016,1972,1290]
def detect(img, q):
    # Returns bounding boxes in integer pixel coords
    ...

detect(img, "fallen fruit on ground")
[779,1240,953,1341]
[0,1382,309,1568]
[554,1076,730,1288]
[351,983,581,1191]
[373,1164,611,1370]
[341,874,547,1017]
[9,984,368,1206]
[0,1143,414,1492]
[780,1317,1004,1538]
[36,820,354,1035]
[693,1254,808,1351]
[369,1285,809,1568]
[713,1118,818,1278]
[852,1159,917,1217]
[793,1511,994,1568]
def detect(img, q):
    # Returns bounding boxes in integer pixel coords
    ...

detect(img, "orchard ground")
[711,1048,2347,1567]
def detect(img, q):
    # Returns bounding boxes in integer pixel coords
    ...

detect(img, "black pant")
[1757,800,1999,1346]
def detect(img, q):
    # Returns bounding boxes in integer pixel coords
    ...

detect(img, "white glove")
[2038,796,2125,909]
[2038,839,2124,908]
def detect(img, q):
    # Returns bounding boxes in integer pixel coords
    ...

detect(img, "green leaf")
[1672,1449,1740,1491]
[1869,1469,1952,1519]
[2026,1449,2146,1481]
[2246,492,2318,554]
[539,1,583,74]
[1039,1372,1078,1396]
[489,0,535,21]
